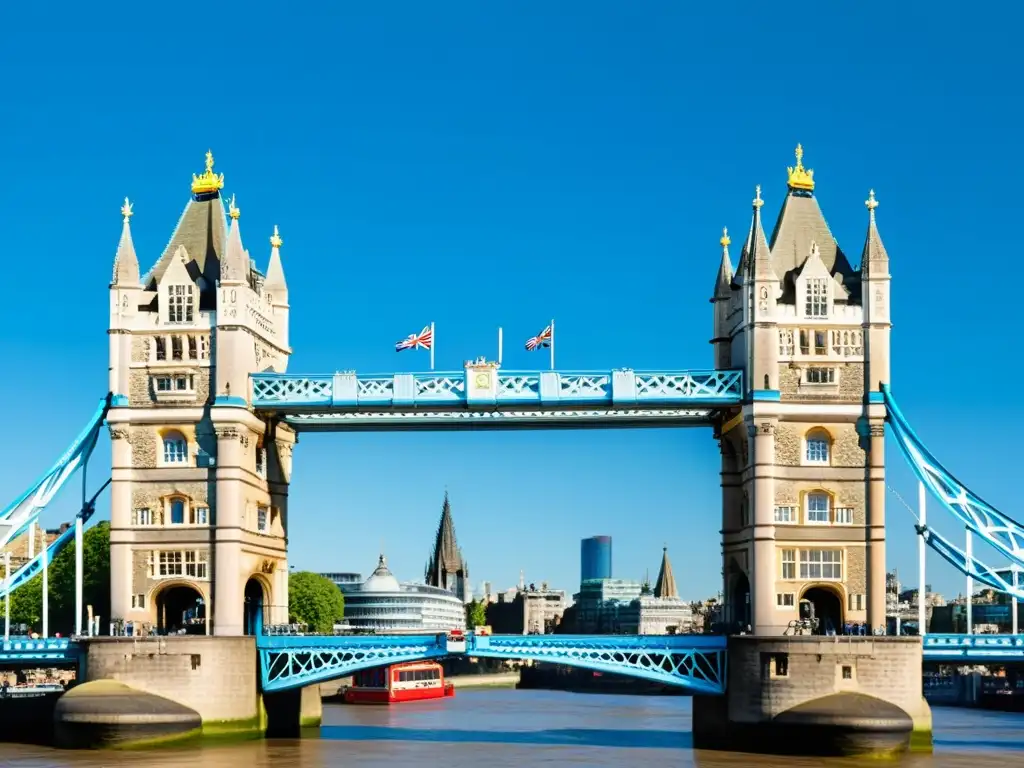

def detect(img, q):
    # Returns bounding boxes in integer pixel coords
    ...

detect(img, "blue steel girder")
[249,369,742,431]
[0,637,79,664]
[923,634,1024,662]
[257,634,448,693]
[917,525,1024,601]
[257,633,727,695]
[882,385,1024,570]
[470,634,727,694]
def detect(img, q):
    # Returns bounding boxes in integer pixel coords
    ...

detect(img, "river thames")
[3,690,1023,766]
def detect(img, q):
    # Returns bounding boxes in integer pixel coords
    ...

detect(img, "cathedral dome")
[362,554,401,593]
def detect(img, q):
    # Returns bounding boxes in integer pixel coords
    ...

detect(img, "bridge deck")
[250,369,742,431]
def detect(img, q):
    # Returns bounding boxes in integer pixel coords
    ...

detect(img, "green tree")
[288,571,344,634]
[6,522,111,635]
[465,599,488,628]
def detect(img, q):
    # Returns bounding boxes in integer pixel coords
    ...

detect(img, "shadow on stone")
[769,692,913,757]
[53,680,201,749]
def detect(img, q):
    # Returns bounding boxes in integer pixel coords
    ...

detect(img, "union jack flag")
[395,325,433,352]
[524,324,553,351]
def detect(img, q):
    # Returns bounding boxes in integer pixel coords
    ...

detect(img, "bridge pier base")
[263,685,323,738]
[692,636,932,757]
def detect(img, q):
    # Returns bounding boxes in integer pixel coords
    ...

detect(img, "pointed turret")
[712,227,734,300]
[860,190,889,278]
[221,194,248,284]
[112,198,140,286]
[425,492,470,601]
[749,186,777,283]
[711,227,735,369]
[265,225,288,293]
[654,547,678,599]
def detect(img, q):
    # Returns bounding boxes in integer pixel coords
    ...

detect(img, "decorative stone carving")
[261,559,276,574]
[869,424,885,438]
[108,426,130,441]
[277,443,293,460]
[240,434,250,449]
[747,422,776,437]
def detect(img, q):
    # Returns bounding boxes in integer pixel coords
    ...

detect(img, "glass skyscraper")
[581,535,612,582]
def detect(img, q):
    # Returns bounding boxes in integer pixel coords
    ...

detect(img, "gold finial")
[866,189,879,213]
[270,225,282,249]
[753,184,764,209]
[121,197,133,223]
[786,143,815,192]
[191,149,225,195]
[720,227,731,248]
[228,194,240,220]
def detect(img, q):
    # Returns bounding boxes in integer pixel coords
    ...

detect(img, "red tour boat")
[344,660,455,704]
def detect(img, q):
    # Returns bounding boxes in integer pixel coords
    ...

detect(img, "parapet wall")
[80,636,259,728]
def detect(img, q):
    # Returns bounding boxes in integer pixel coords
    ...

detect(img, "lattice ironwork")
[635,370,742,400]
[470,635,726,694]
[285,408,713,431]
[0,637,78,663]
[924,634,1024,662]
[415,375,465,399]
[357,378,393,398]
[497,374,540,398]
[252,375,333,405]
[559,374,610,398]
[258,634,448,693]
[883,385,1024,570]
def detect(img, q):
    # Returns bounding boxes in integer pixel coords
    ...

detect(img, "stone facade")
[711,148,891,635]
[106,154,294,636]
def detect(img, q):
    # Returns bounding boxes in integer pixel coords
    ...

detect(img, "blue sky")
[1,3,1019,601]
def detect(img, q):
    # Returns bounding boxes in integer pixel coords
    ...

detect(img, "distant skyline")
[2,4,1021,600]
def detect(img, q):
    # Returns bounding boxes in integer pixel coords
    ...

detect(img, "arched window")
[162,431,188,464]
[805,429,830,465]
[806,492,831,524]
[169,497,186,525]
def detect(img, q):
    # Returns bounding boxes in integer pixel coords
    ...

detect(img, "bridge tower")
[106,152,295,636]
[712,146,891,635]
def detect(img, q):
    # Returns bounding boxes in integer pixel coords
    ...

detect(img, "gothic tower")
[106,152,295,636]
[711,146,890,634]
[425,492,470,602]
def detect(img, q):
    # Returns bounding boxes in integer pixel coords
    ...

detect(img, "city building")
[580,536,612,581]
[487,581,567,634]
[424,492,470,602]
[1,523,68,569]
[572,578,643,633]
[336,554,466,633]
[619,548,693,634]
[320,572,362,590]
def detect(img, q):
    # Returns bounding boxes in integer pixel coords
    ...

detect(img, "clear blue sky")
[1,3,1019,601]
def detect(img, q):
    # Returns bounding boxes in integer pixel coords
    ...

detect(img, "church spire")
[112,198,140,286]
[654,546,678,599]
[425,491,469,599]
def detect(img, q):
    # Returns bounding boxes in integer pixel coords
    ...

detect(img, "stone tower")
[711,146,890,635]
[106,152,295,636]
[425,492,470,602]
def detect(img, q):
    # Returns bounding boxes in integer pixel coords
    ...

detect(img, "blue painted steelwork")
[0,636,79,664]
[915,524,1024,601]
[923,634,1024,663]
[883,385,1024,570]
[258,634,449,693]
[0,395,110,551]
[256,632,727,694]
[252,369,743,410]
[470,634,726,695]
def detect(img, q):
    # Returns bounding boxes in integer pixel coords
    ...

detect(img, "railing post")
[331,372,358,406]
[918,481,927,635]
[611,369,636,405]
[539,372,560,403]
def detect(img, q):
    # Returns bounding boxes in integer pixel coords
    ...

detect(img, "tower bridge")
[3,145,1023,754]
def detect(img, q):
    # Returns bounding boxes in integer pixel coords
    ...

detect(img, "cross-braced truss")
[0,637,78,664]
[923,634,1024,662]
[883,385,1024,570]
[256,633,727,694]
[258,634,448,693]
[470,634,726,694]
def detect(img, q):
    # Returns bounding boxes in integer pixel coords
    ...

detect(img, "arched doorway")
[729,570,751,632]
[244,577,266,636]
[156,584,206,635]
[802,586,844,635]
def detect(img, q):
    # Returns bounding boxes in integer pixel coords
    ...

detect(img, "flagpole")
[549,319,555,371]
[430,322,435,371]
[498,327,503,365]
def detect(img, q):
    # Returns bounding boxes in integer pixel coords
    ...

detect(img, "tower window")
[168,284,194,324]
[169,498,186,525]
[187,336,198,360]
[799,549,843,579]
[162,431,188,464]
[257,505,270,533]
[805,278,829,318]
[805,430,831,464]
[806,492,831,524]
[780,549,796,579]
[155,337,166,361]
[805,367,836,385]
